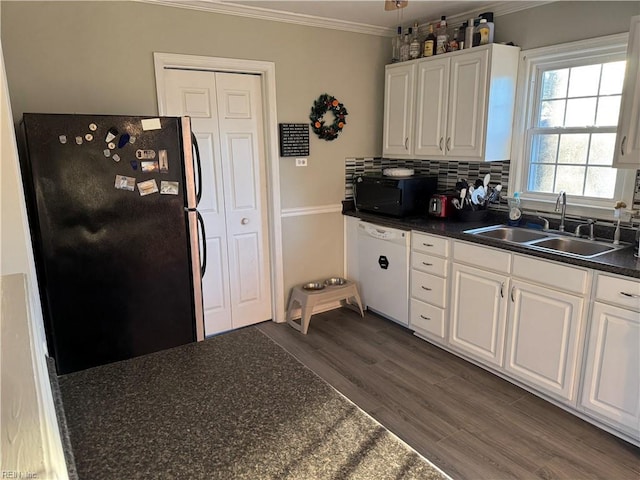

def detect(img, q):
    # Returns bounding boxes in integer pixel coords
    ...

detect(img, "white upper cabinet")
[614,15,640,168]
[382,62,416,157]
[383,44,520,161]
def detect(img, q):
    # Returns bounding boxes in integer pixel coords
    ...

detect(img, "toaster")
[429,194,456,218]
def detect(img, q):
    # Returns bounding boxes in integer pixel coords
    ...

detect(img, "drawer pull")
[422,243,434,247]
[619,291,640,298]
[420,314,431,321]
[421,286,432,291]
[422,262,433,266]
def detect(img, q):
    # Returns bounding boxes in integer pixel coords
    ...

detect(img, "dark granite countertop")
[345,209,640,279]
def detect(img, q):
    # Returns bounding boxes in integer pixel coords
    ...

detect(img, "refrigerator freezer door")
[21,113,198,374]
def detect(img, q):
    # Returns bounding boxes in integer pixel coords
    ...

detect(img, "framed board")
[279,123,309,157]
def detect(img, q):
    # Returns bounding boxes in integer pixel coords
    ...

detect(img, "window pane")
[585,167,616,198]
[588,133,616,165]
[565,98,596,126]
[558,134,589,164]
[539,100,565,127]
[541,68,569,99]
[556,165,586,195]
[568,64,601,97]
[595,95,621,126]
[532,134,558,163]
[528,163,555,192]
[599,61,626,95]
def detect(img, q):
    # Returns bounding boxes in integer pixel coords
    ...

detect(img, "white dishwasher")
[357,221,410,325]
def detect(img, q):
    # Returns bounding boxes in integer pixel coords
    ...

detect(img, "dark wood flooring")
[258,308,640,480]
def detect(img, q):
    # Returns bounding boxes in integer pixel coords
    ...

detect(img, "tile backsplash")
[344,157,511,200]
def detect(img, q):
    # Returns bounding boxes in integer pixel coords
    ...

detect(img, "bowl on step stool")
[302,282,325,291]
[324,277,346,287]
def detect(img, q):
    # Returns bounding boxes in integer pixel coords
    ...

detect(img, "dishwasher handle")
[359,222,406,241]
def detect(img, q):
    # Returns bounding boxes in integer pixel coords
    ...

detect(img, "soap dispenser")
[508,192,522,226]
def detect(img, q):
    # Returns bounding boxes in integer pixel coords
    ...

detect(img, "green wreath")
[309,93,348,141]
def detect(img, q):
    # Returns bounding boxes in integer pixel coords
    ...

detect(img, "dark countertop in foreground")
[345,210,640,279]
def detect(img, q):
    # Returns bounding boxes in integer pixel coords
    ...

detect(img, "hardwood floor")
[257,308,640,480]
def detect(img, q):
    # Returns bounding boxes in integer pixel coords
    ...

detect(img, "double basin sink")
[464,225,629,259]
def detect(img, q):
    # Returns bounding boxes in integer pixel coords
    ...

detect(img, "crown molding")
[136,0,391,36]
[136,0,553,37]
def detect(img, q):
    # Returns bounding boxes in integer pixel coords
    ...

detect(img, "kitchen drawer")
[513,254,590,295]
[410,298,445,339]
[453,241,511,273]
[411,251,448,277]
[412,231,449,257]
[594,273,640,311]
[411,270,446,307]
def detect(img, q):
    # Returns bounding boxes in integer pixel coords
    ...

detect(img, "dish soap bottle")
[508,192,522,226]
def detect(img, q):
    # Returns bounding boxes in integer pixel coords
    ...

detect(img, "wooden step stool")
[286,280,364,334]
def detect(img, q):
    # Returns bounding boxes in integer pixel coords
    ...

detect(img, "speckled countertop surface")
[345,210,640,279]
[58,328,448,480]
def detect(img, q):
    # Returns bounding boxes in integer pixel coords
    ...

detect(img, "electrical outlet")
[295,158,307,167]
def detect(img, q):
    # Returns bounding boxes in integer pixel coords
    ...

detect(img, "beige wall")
[496,2,640,49]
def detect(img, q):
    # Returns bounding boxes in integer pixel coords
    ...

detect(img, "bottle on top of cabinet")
[410,22,421,59]
[436,16,449,54]
[476,18,494,45]
[465,17,475,49]
[400,28,411,62]
[449,28,460,51]
[423,23,436,57]
[391,25,402,62]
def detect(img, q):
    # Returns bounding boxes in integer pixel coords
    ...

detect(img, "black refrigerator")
[20,114,206,375]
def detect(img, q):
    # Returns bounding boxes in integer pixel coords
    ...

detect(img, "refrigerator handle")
[192,133,203,206]
[196,210,207,278]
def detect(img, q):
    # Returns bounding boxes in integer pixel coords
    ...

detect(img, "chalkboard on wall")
[279,123,309,157]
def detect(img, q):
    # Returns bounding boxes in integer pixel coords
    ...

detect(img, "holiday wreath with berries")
[309,93,348,141]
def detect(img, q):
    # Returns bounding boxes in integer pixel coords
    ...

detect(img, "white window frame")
[510,33,635,222]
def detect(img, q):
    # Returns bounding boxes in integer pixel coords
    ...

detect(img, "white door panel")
[162,69,271,336]
[181,89,212,117]
[226,134,257,209]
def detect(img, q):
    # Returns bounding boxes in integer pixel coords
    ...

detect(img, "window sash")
[510,33,633,219]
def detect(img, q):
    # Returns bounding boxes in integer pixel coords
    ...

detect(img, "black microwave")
[353,174,438,217]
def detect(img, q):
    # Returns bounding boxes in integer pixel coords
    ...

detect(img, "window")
[512,34,635,219]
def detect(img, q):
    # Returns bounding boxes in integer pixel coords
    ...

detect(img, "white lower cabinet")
[449,262,509,367]
[580,273,640,442]
[505,279,584,403]
[409,232,449,343]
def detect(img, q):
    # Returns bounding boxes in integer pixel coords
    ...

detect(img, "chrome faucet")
[537,216,550,231]
[555,191,567,232]
[574,219,596,240]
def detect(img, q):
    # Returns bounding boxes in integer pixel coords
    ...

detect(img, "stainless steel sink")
[464,224,629,259]
[528,237,620,258]
[464,225,550,243]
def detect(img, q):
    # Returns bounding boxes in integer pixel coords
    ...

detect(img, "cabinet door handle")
[420,314,431,320]
[510,286,515,302]
[439,137,443,152]
[422,243,434,247]
[446,137,451,151]
[405,137,409,150]
[500,282,504,298]
[620,135,627,156]
[422,262,433,266]
[421,286,432,291]
[620,291,640,298]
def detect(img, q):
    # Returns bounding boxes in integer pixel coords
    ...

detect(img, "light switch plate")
[295,158,307,167]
